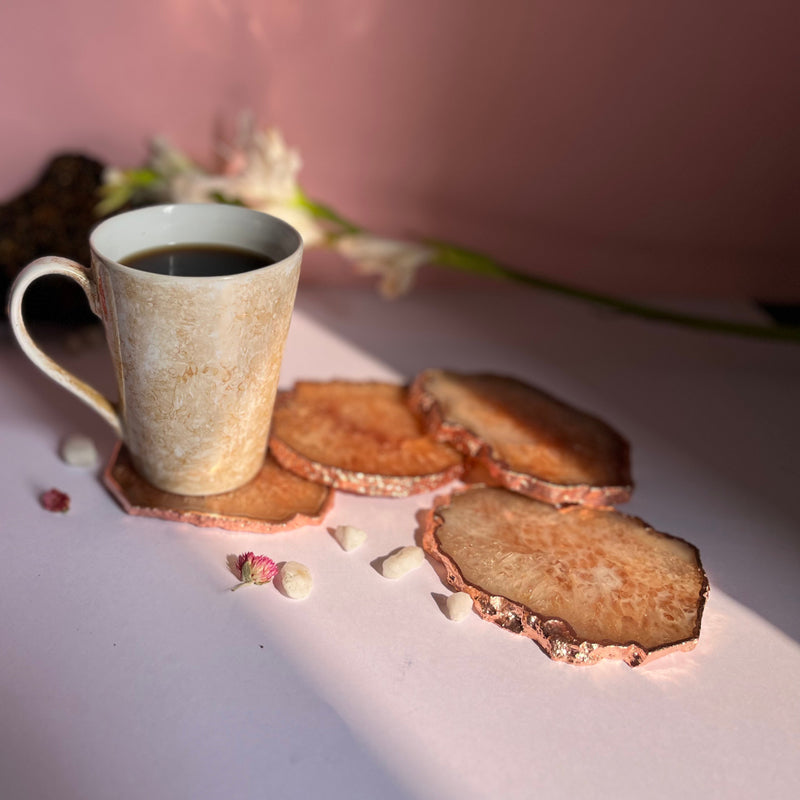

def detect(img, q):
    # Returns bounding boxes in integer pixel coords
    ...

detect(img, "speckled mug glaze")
[8,204,303,496]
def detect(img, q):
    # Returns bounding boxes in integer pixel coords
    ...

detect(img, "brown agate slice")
[423,486,708,666]
[269,380,464,497]
[409,369,632,507]
[104,443,333,533]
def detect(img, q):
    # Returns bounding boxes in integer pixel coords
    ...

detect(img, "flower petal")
[41,488,70,513]
[336,234,433,298]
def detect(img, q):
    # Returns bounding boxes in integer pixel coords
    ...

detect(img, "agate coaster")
[103,442,333,533]
[423,486,708,667]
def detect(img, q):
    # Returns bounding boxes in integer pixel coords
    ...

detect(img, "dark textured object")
[1,154,105,324]
[759,303,800,327]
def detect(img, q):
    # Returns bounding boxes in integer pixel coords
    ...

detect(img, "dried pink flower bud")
[41,488,70,513]
[231,552,279,591]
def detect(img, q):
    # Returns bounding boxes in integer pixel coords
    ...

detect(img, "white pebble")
[279,561,313,600]
[333,524,367,551]
[445,592,473,622]
[381,546,425,580]
[59,434,99,469]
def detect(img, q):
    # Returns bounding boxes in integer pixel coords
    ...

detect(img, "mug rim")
[90,203,304,281]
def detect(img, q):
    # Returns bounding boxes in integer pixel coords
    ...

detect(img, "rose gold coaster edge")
[102,441,334,534]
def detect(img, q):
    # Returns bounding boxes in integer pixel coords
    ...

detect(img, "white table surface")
[1,287,798,800]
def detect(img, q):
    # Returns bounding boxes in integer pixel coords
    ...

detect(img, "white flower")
[166,172,226,204]
[101,166,126,188]
[336,234,433,298]
[151,122,325,247]
[221,125,325,245]
[254,202,325,248]
[148,136,197,180]
[138,137,211,206]
[206,119,304,208]
[224,127,302,206]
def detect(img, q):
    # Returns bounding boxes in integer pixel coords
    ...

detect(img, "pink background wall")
[1,0,798,298]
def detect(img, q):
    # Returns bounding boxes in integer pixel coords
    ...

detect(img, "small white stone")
[59,434,99,469]
[445,592,473,622]
[381,546,425,579]
[333,524,367,551]
[279,561,313,600]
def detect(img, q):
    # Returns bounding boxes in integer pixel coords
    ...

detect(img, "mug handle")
[7,256,122,437]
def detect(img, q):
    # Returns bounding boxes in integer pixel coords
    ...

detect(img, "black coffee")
[121,244,274,277]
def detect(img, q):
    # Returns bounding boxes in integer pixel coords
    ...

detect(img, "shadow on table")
[5,291,799,651]
[0,325,426,800]
[295,288,800,645]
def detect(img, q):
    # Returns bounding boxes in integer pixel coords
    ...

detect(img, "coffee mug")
[7,204,303,496]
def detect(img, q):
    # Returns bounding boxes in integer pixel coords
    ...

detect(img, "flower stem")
[295,189,362,235]
[431,242,800,343]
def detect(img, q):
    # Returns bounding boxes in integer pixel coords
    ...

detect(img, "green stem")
[295,189,362,235]
[431,242,800,343]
